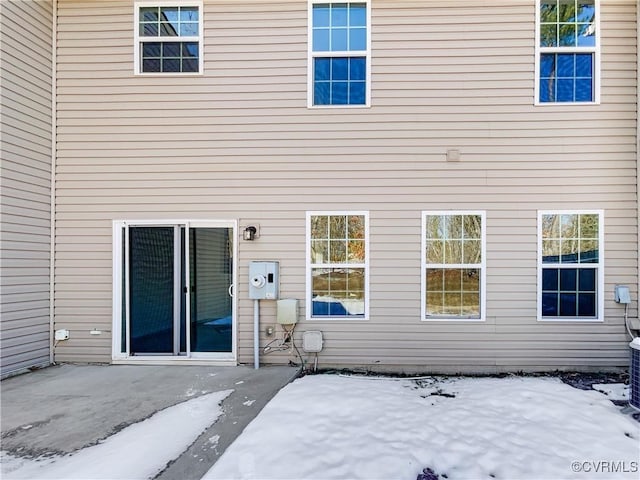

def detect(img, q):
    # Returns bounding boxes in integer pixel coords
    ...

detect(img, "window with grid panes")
[539,212,603,319]
[307,213,368,318]
[309,1,369,106]
[135,2,202,74]
[537,0,598,103]
[422,212,486,320]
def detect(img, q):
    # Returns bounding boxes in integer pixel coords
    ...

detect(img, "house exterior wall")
[0,0,53,377]
[53,0,638,372]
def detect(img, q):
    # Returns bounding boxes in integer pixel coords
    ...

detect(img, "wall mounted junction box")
[249,261,279,300]
[303,331,323,353]
[277,299,298,325]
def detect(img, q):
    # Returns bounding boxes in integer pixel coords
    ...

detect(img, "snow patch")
[2,390,232,480]
[592,383,629,401]
[205,375,639,480]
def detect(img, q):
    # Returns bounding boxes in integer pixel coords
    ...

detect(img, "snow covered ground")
[2,374,637,480]
[1,390,232,480]
[205,375,639,480]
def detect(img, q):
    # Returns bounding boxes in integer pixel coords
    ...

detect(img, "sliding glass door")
[118,222,235,358]
[188,227,233,353]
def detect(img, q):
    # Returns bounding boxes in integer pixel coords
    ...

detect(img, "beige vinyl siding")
[0,0,53,377]
[54,0,637,371]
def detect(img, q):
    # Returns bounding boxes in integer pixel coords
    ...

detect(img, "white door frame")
[112,219,238,365]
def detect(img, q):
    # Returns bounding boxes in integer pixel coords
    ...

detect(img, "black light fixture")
[243,225,257,241]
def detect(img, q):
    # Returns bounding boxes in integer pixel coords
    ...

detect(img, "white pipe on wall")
[254,299,260,369]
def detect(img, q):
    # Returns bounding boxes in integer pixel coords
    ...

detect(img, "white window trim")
[420,211,487,322]
[134,0,204,76]
[536,210,605,322]
[307,0,372,108]
[111,219,238,363]
[306,211,370,320]
[534,0,601,105]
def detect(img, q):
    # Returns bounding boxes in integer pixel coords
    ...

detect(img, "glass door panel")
[189,227,233,352]
[128,227,175,354]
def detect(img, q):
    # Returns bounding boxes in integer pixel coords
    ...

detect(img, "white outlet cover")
[55,329,69,341]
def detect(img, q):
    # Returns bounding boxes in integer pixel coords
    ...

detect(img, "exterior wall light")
[243,226,257,241]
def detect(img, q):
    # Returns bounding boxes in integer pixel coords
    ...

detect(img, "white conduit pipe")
[254,299,260,369]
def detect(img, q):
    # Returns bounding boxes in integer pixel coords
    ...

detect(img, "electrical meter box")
[249,261,279,300]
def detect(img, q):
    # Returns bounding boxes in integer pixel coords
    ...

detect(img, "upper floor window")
[308,1,370,107]
[536,0,599,103]
[134,2,203,74]
[538,211,604,321]
[307,212,369,319]
[421,212,486,321]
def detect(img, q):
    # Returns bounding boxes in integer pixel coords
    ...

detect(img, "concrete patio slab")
[0,363,299,479]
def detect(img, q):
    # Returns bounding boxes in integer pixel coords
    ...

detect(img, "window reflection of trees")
[542,213,598,263]
[310,215,366,313]
[424,214,483,318]
[311,215,365,265]
[425,214,482,265]
[540,1,595,47]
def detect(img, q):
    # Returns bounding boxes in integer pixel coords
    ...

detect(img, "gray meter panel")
[249,261,279,300]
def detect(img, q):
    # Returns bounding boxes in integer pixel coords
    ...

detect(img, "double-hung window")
[422,212,486,321]
[307,212,369,319]
[134,1,203,74]
[536,0,599,103]
[538,211,604,320]
[308,1,370,106]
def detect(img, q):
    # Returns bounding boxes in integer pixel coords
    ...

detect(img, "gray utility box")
[249,261,279,300]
